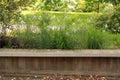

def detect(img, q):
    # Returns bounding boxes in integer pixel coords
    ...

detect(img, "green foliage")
[1,26,114,49]
[11,12,113,49]
[1,11,117,49]
[112,34,120,48]
[86,27,111,49]
[96,5,120,33]
[35,0,91,12]
[37,0,62,11]
[82,0,99,12]
[16,13,76,49]
[103,0,120,6]
[1,0,120,49]
[0,1,19,35]
[0,0,30,36]
[21,0,120,12]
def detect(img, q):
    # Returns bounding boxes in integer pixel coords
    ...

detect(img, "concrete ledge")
[0,49,120,75]
[0,49,120,57]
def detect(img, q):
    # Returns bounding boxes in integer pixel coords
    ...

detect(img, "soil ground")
[0,72,119,80]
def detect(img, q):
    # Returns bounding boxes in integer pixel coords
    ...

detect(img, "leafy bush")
[96,5,120,33]
[15,13,75,49]
[2,12,114,49]
[16,26,112,49]
[0,0,31,36]
[86,27,112,49]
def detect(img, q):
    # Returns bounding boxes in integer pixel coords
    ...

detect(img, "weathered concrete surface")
[0,49,120,76]
[0,49,120,57]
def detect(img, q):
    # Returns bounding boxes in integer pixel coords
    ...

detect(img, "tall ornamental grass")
[6,12,115,49]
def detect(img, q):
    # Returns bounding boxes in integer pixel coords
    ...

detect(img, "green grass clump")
[5,11,119,49]
[86,27,112,49]
[111,34,120,49]
[15,26,113,49]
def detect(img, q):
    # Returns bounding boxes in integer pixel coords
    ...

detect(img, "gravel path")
[0,72,120,80]
[0,72,110,80]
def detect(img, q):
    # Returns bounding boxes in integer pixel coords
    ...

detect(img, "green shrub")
[70,26,113,49]
[11,12,114,49]
[5,26,114,49]
[86,27,112,49]
[96,5,120,33]
[109,34,120,49]
[15,13,75,49]
[37,13,74,49]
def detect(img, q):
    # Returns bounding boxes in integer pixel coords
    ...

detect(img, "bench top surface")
[0,49,120,57]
